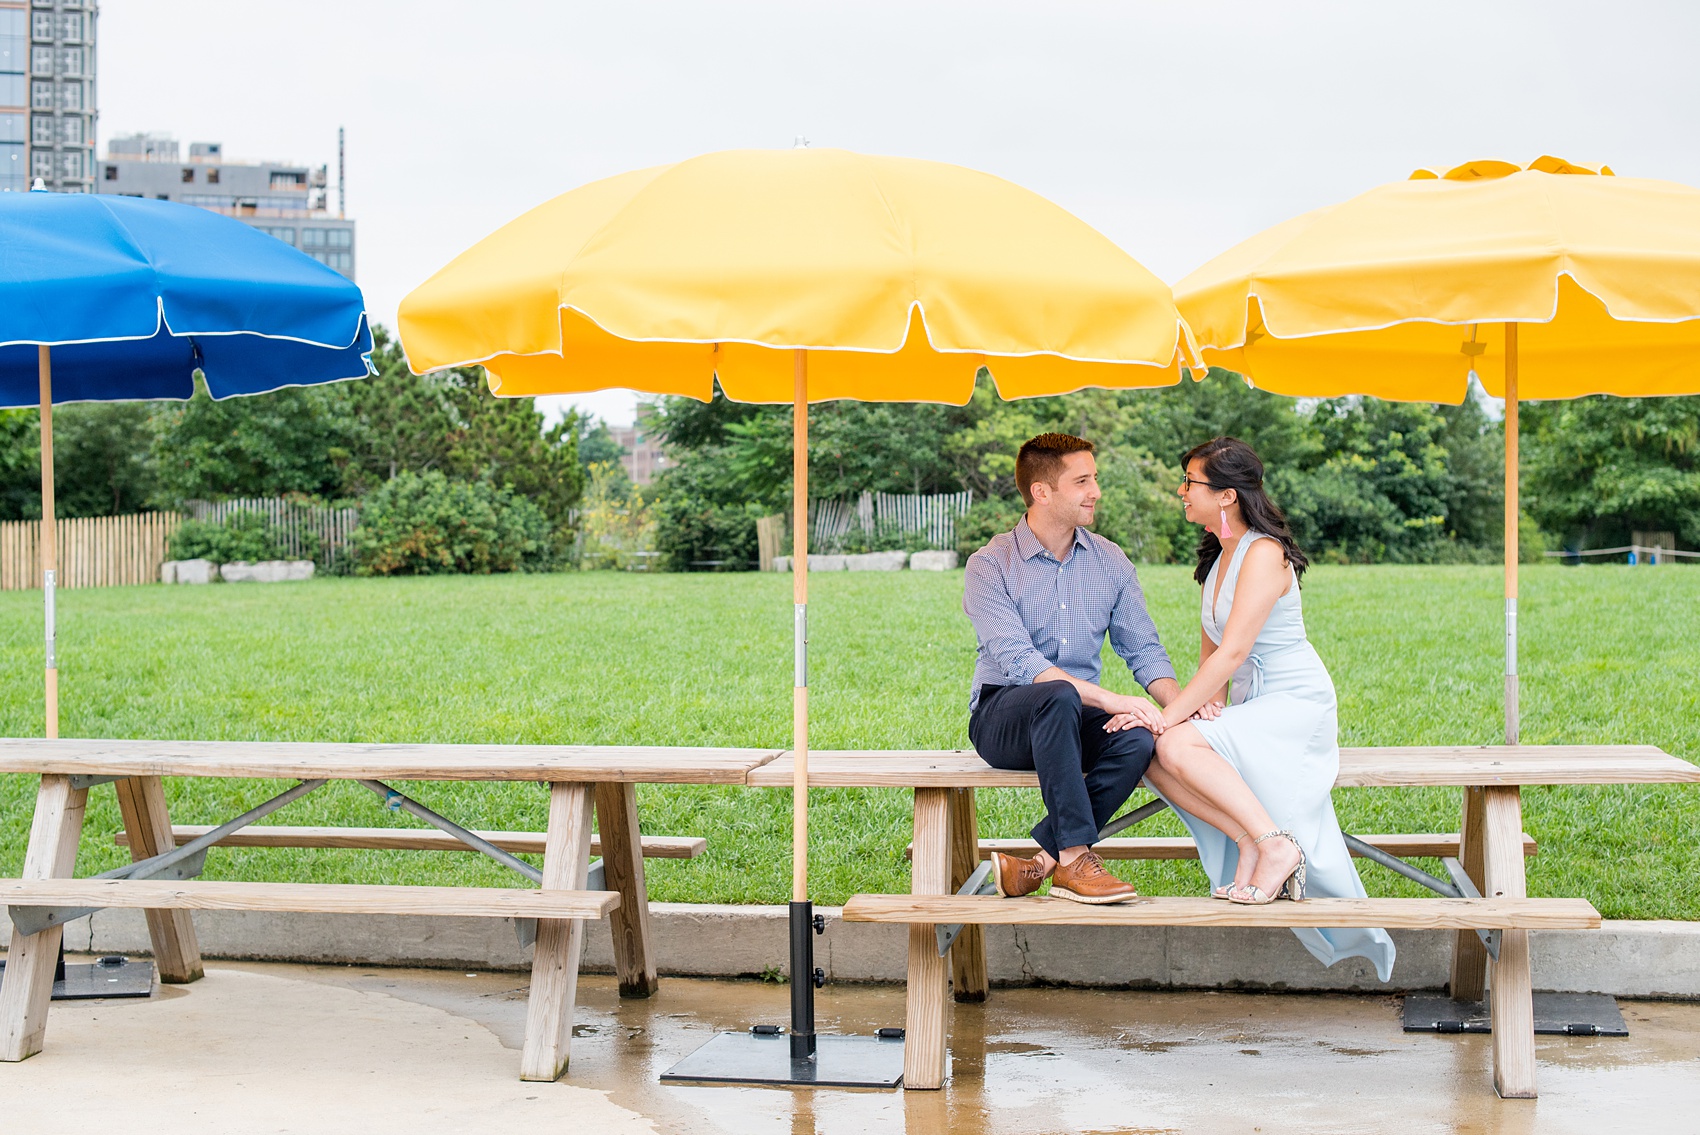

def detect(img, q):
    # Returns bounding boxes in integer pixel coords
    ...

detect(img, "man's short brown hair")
[1016,433,1096,506]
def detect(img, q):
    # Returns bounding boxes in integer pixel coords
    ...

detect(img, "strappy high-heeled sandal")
[1213,831,1254,900]
[1228,829,1307,905]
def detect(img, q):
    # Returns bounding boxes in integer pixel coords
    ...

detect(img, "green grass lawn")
[0,565,1694,919]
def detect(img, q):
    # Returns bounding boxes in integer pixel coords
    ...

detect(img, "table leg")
[904,787,951,1090]
[1484,785,1537,1099]
[1448,786,1488,1001]
[594,781,658,999]
[520,781,593,1082]
[113,776,203,983]
[0,774,88,1061]
[947,787,987,1004]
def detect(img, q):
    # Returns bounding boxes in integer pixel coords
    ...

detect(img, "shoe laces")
[1069,851,1108,879]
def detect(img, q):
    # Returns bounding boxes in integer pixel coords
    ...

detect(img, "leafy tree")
[53,402,158,517]
[1523,394,1700,550]
[148,377,352,505]
[573,413,626,470]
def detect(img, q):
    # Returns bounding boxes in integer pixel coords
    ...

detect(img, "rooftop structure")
[98,134,356,280]
[0,0,98,194]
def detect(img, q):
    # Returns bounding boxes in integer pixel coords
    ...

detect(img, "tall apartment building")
[98,134,357,279]
[611,402,670,485]
[0,0,97,193]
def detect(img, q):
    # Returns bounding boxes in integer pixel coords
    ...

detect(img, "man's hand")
[1102,696,1165,735]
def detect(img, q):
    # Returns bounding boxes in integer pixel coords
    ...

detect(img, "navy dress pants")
[969,682,1156,858]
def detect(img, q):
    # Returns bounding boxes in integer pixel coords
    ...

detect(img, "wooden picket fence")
[0,512,183,590]
[809,490,974,554]
[186,498,360,569]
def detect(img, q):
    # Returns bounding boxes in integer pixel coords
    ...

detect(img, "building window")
[31,113,50,144]
[0,141,23,193]
[300,228,327,248]
[180,167,194,183]
[206,168,219,184]
[57,82,79,110]
[57,47,80,77]
[103,163,115,180]
[257,226,296,244]
[31,45,50,72]
[310,250,353,272]
[30,148,49,177]
[31,13,53,41]
[30,79,51,109]
[269,171,306,190]
[325,228,352,248]
[56,150,79,179]
[58,13,81,41]
[58,114,79,144]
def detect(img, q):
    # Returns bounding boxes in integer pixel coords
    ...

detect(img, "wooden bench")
[911,833,1537,861]
[0,739,780,1081]
[750,744,1698,1098]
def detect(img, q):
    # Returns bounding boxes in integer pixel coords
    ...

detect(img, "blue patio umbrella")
[0,184,373,736]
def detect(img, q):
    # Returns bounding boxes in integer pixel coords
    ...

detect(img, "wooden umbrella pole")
[792,348,809,901]
[1503,323,1519,746]
[38,345,57,740]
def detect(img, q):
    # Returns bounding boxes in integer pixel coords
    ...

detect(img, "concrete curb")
[8,905,1699,998]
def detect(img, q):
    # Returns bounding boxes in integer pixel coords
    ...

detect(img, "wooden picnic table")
[751,744,1699,1097]
[0,739,780,1081]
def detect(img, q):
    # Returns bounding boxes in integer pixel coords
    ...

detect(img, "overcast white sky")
[102,1,1700,426]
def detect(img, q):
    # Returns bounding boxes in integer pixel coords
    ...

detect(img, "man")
[963,432,1179,904]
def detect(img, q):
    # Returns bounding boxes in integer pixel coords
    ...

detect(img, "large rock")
[909,550,959,572]
[845,551,909,572]
[222,560,315,583]
[776,554,847,571]
[165,558,219,584]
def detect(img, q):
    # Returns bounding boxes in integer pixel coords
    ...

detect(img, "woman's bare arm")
[1157,540,1290,727]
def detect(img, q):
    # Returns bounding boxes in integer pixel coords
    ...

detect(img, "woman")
[1108,436,1394,980]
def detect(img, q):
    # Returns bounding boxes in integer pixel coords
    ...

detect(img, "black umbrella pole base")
[790,900,816,1058]
[660,899,907,1087]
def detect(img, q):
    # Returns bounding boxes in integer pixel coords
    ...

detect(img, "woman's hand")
[1190,700,1225,722]
[1103,698,1165,734]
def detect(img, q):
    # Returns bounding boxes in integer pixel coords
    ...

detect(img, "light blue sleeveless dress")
[1161,531,1396,982]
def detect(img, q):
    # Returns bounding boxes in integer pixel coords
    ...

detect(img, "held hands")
[1102,695,1166,735]
[1104,697,1225,734]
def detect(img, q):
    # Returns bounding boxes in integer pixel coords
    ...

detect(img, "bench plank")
[0,738,782,784]
[120,825,706,859]
[933,833,1537,861]
[0,878,619,920]
[747,745,1696,788]
[841,894,1600,931]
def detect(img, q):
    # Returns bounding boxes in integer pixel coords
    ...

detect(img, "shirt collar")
[1014,516,1090,562]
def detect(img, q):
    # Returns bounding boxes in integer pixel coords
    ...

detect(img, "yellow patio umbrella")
[1175,155,1700,745]
[400,146,1194,1087]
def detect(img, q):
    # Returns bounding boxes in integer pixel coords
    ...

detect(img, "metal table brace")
[355,779,605,948]
[9,777,328,936]
[9,777,603,951]
[936,800,1499,959]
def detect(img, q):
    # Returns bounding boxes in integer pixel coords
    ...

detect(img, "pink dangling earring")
[1219,508,1232,540]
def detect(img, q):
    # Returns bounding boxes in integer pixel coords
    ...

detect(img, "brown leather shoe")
[991,851,1051,898]
[1049,850,1138,905]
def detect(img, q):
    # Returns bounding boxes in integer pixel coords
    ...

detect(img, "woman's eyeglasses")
[1179,475,1223,492]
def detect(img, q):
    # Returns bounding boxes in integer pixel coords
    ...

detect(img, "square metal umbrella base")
[0,955,155,1000]
[1403,992,1627,1037]
[662,1031,906,1088]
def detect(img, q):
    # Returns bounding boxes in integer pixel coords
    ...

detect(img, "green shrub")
[168,511,295,563]
[350,470,551,575]
[955,495,1025,561]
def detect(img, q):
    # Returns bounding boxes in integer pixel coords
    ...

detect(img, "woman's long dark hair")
[1182,437,1310,587]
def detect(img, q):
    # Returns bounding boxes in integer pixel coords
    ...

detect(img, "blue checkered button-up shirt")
[962,517,1176,711]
